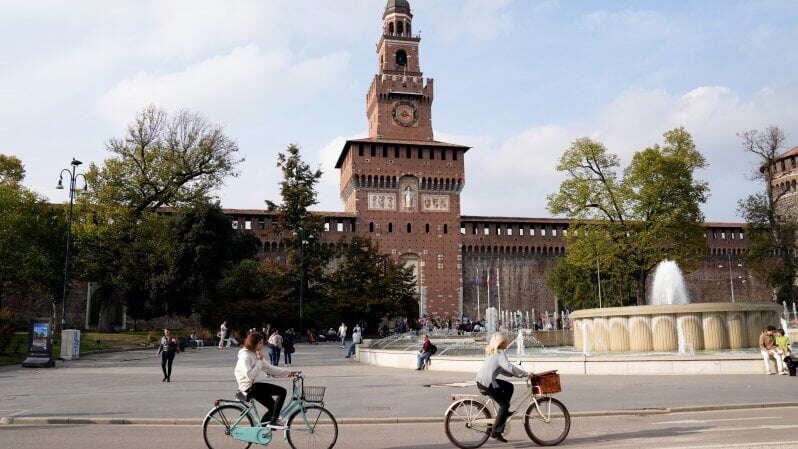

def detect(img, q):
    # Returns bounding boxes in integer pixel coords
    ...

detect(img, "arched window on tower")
[397,21,404,35]
[407,23,411,35]
[395,50,407,68]
[388,22,394,35]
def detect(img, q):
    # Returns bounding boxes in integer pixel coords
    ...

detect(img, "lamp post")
[718,253,741,303]
[56,158,86,330]
[294,226,311,334]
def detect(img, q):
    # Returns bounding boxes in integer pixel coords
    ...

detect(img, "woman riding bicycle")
[476,332,532,443]
[235,332,299,426]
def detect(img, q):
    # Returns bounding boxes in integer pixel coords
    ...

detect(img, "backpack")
[429,344,438,355]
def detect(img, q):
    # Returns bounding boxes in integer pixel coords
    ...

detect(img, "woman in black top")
[283,328,295,366]
[157,328,180,382]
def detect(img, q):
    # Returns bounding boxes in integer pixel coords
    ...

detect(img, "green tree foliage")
[0,154,26,185]
[168,202,261,322]
[210,259,293,335]
[737,127,796,304]
[75,106,241,329]
[265,144,330,328]
[322,237,418,331]
[0,154,66,312]
[547,128,709,308]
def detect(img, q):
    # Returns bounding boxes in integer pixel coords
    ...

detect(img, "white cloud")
[99,45,350,127]
[457,83,798,220]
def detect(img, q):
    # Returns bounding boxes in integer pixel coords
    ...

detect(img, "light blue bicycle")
[203,373,338,449]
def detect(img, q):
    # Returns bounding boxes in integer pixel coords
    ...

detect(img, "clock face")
[392,101,418,127]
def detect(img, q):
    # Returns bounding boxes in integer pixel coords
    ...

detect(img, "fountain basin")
[570,303,781,353]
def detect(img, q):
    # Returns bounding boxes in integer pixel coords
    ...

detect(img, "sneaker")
[490,433,508,443]
[768,372,776,375]
[267,420,287,430]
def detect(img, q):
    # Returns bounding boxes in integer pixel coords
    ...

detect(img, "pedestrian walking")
[283,329,296,366]
[338,322,348,348]
[268,329,283,366]
[218,321,228,349]
[157,328,180,382]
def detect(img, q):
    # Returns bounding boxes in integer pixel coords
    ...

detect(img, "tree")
[547,128,709,308]
[210,259,294,335]
[265,144,330,329]
[168,202,261,322]
[0,154,25,185]
[75,106,242,330]
[0,154,66,313]
[323,237,418,331]
[737,127,796,304]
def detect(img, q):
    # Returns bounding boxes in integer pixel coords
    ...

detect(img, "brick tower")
[335,0,470,318]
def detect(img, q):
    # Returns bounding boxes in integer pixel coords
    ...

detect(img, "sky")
[2,0,797,222]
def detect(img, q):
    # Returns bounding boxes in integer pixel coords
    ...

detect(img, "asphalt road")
[3,407,798,449]
[1,344,796,422]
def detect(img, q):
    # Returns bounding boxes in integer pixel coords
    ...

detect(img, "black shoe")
[490,433,508,443]
[162,377,167,382]
[167,377,171,383]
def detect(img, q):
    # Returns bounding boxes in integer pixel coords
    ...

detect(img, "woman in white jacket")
[235,332,299,425]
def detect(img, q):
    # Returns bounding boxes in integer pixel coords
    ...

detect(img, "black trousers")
[161,351,175,378]
[247,383,287,423]
[478,379,514,434]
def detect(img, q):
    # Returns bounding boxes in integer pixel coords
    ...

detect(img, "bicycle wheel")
[203,404,254,449]
[524,397,570,446]
[286,405,339,449]
[444,399,492,449]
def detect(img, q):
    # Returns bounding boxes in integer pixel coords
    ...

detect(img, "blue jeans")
[270,347,281,366]
[340,335,346,346]
[284,349,292,365]
[416,352,431,369]
[346,342,358,357]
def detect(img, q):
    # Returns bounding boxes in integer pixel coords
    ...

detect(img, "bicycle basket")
[302,385,326,403]
[532,373,561,394]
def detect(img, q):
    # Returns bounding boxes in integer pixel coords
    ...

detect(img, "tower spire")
[367,0,433,140]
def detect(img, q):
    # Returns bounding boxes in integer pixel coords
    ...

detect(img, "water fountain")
[571,260,781,353]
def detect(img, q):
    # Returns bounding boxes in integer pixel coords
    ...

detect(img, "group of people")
[341,323,363,358]
[157,319,540,444]
[759,325,793,375]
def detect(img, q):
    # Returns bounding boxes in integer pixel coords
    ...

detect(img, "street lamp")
[293,226,312,334]
[717,253,740,303]
[56,158,86,330]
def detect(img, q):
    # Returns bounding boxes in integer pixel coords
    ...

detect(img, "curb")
[2,402,798,426]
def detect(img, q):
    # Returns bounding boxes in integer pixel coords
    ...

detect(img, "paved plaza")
[3,407,798,448]
[1,343,796,422]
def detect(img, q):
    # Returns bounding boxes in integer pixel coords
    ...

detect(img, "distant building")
[223,0,772,320]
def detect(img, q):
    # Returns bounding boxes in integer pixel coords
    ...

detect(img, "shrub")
[0,309,15,354]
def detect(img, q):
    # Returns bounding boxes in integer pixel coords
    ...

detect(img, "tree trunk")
[97,301,115,332]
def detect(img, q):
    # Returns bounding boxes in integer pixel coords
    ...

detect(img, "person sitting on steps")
[476,332,534,443]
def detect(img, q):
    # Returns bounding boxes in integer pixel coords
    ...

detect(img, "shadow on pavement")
[558,425,711,446]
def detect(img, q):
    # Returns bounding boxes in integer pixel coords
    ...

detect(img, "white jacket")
[234,348,291,392]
